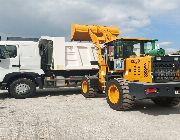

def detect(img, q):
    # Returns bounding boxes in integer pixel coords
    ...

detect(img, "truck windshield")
[0,45,17,59]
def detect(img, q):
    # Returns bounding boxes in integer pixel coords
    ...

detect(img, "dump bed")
[39,36,98,71]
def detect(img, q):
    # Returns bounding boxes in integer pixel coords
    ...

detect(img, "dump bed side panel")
[65,42,98,70]
[44,37,98,71]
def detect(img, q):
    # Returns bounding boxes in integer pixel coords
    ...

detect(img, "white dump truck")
[0,37,98,98]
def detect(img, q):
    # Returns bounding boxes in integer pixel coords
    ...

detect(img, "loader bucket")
[71,24,120,41]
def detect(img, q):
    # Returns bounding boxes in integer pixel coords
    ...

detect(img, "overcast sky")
[0,0,179,52]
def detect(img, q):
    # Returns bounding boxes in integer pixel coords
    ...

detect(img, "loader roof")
[105,38,158,45]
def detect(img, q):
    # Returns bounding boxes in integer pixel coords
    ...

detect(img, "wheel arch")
[3,72,43,89]
[105,73,123,84]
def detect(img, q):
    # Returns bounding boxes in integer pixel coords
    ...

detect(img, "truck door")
[0,45,20,82]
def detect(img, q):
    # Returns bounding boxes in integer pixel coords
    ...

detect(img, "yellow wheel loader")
[71,24,180,111]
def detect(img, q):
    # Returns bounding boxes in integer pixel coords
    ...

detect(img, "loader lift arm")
[71,24,120,88]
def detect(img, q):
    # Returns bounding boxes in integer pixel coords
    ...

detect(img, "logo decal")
[131,59,140,64]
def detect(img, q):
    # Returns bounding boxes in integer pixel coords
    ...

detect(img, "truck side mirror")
[0,50,7,59]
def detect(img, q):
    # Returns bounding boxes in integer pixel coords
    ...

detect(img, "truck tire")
[152,97,180,107]
[105,79,135,111]
[81,76,97,98]
[9,78,36,99]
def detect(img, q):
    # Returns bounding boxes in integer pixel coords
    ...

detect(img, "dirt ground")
[0,88,179,140]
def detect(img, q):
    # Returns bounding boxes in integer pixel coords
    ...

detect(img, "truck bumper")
[129,82,180,99]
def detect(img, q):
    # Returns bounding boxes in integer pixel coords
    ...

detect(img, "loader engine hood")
[124,56,180,83]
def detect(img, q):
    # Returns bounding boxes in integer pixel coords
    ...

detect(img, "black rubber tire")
[9,78,36,99]
[81,76,96,98]
[105,79,135,111]
[152,97,180,107]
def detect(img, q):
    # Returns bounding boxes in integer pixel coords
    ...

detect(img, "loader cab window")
[107,45,114,70]
[114,41,123,59]
[123,41,141,58]
[106,41,123,59]
[132,43,141,56]
[144,40,158,53]
[0,45,17,59]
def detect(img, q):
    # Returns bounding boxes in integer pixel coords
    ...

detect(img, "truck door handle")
[0,60,1,62]
[12,65,21,67]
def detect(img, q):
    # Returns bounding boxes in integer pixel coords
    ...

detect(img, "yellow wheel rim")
[108,84,120,104]
[82,81,88,93]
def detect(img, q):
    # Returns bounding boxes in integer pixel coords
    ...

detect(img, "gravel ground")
[0,88,179,140]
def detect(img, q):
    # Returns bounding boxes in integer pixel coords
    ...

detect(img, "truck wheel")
[9,78,36,99]
[105,79,135,111]
[81,76,96,98]
[152,97,180,107]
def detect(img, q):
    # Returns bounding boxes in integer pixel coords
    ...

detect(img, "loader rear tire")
[152,97,180,107]
[106,79,135,111]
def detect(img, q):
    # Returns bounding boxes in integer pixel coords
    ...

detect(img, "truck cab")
[0,40,44,98]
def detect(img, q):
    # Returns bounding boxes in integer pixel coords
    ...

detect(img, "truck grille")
[153,56,180,82]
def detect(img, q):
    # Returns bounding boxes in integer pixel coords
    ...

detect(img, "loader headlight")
[156,57,161,61]
[174,57,179,61]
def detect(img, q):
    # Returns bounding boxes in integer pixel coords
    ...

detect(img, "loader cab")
[104,38,158,71]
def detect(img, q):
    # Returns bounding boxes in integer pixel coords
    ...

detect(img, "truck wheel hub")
[15,83,30,95]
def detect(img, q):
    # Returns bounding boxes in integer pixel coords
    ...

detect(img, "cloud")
[0,0,179,39]
[158,41,178,54]
[165,48,178,54]
[159,42,173,47]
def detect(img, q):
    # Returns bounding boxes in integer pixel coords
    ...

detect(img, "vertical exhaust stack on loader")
[72,24,180,111]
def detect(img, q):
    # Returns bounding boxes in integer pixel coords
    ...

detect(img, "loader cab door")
[105,41,124,71]
[0,44,20,82]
